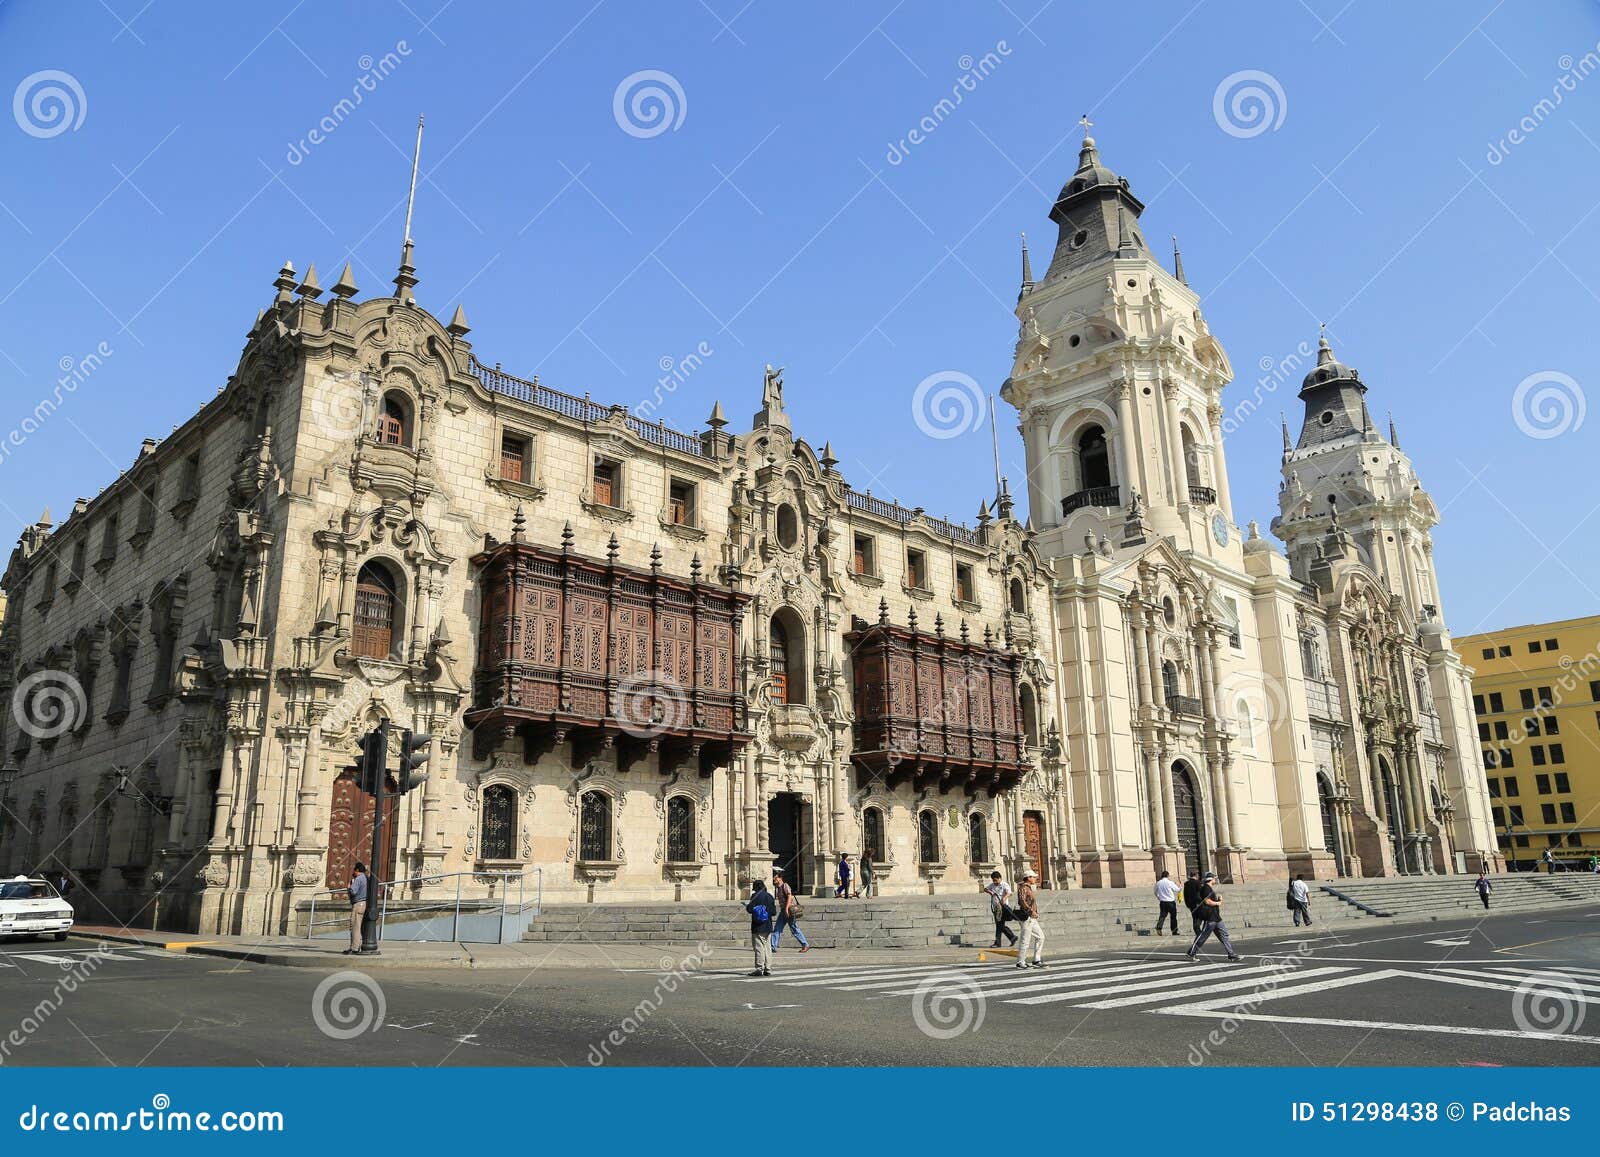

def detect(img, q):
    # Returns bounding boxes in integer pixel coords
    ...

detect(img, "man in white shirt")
[982,870,1017,948]
[1288,874,1312,926]
[1153,870,1180,936]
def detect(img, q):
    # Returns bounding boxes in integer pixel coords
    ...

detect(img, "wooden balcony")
[466,538,751,770]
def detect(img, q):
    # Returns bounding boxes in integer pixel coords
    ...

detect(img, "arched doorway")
[1079,425,1111,489]
[1171,762,1206,877]
[1378,757,1405,872]
[1317,774,1343,876]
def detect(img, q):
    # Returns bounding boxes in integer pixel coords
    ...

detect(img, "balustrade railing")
[1061,485,1120,516]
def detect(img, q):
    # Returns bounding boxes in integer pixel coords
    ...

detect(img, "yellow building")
[1455,616,1600,872]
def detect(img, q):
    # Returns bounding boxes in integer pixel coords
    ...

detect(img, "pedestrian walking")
[52,869,73,906]
[1153,871,1180,936]
[769,868,810,953]
[1543,848,1562,873]
[1014,868,1045,969]
[1185,871,1240,962]
[1475,870,1492,909]
[1288,874,1313,927]
[983,870,1018,947]
[858,852,875,898]
[745,879,776,976]
[344,861,369,955]
[1181,868,1204,937]
[835,853,853,898]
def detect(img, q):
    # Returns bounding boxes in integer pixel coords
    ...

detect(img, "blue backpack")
[751,902,770,923]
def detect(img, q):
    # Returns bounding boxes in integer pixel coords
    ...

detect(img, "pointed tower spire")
[446,303,471,338]
[273,260,297,307]
[330,262,359,300]
[1171,235,1187,285]
[394,115,424,304]
[1316,322,1334,366]
[296,262,322,299]
[1018,231,1034,298]
[1281,411,1293,454]
[1387,411,1401,449]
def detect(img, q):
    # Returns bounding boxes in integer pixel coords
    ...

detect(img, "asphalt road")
[0,906,1596,1067]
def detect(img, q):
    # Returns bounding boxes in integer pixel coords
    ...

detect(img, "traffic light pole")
[359,719,388,954]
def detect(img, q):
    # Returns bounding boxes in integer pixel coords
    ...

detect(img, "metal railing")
[1186,485,1217,505]
[470,357,706,458]
[1167,694,1204,717]
[1061,485,1120,516]
[305,868,542,945]
[845,489,980,545]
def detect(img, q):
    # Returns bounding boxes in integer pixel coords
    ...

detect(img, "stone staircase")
[517,873,1600,952]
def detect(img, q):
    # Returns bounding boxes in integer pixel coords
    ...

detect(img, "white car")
[0,877,74,941]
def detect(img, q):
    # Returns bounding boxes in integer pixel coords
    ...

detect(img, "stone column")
[1208,403,1233,522]
[1115,382,1143,499]
[1162,379,1186,504]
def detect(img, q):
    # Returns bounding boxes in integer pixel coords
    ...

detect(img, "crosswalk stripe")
[876,959,1182,997]
[731,962,990,986]
[781,964,1000,989]
[1156,967,1376,1013]
[13,953,79,965]
[1484,964,1600,982]
[1000,962,1291,1007]
[1022,964,1353,1009]
[1433,966,1600,994]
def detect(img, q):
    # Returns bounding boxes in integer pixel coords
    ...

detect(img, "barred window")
[862,807,884,861]
[968,813,988,863]
[665,796,696,863]
[917,809,939,864]
[579,791,612,861]
[480,784,517,861]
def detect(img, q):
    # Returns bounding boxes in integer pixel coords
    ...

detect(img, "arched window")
[666,796,696,863]
[1181,425,1203,490]
[775,503,799,550]
[968,813,989,864]
[353,562,400,660]
[769,612,805,705]
[579,791,612,861]
[375,392,412,447]
[1009,577,1026,614]
[1235,699,1255,751]
[862,807,884,861]
[1078,425,1111,490]
[917,809,940,864]
[1019,684,1039,748]
[480,784,517,861]
[1161,660,1180,703]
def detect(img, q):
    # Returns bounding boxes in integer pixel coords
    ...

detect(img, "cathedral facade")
[0,134,1497,935]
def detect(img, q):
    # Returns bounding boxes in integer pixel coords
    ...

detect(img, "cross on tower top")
[1078,113,1093,136]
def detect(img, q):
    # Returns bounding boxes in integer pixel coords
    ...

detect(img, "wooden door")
[1023,811,1044,882]
[1172,764,1206,877]
[325,768,398,888]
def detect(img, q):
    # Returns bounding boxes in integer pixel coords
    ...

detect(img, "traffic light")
[396,729,431,795]
[356,722,389,796]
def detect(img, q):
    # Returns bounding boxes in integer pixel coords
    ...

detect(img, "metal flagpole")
[989,394,1002,500]
[403,115,423,245]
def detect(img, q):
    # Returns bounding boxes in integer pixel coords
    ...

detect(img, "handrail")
[846,489,979,545]
[305,867,543,945]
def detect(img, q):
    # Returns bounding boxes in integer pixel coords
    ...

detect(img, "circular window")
[1142,386,1152,396]
[1068,334,1081,347]
[1319,411,1334,426]
[776,504,799,549]
[1071,229,1088,248]
[1178,335,1186,346]
[1126,279,1137,288]
[1162,597,1176,626]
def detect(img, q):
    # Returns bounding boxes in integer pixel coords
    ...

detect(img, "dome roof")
[1054,136,1134,204]
[1301,332,1362,391]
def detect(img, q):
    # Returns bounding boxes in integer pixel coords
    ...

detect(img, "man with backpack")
[769,867,810,953]
[1185,871,1240,962]
[745,879,777,976]
[982,870,1017,948]
[1181,868,1204,937]
[1288,874,1313,927]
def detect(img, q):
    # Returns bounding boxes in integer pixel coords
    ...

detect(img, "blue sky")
[0,1,1596,635]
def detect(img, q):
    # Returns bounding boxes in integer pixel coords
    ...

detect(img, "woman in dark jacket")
[745,881,776,976]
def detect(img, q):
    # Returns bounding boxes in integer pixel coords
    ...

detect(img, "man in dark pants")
[1186,871,1240,962]
[745,880,776,976]
[1154,871,1180,936]
[1475,871,1492,909]
[1181,869,1204,937]
[983,870,1017,948]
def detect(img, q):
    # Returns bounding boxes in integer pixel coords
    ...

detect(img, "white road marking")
[1160,967,1404,1012]
[763,963,994,988]
[1426,937,1472,946]
[1420,968,1600,1001]
[13,953,79,965]
[743,1003,801,1010]
[389,1022,435,1031]
[1046,965,1355,1009]
[728,962,983,984]
[876,959,1182,998]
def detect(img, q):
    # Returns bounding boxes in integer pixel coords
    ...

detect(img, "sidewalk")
[68,924,985,971]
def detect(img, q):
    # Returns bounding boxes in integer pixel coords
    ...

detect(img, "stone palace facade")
[0,133,1498,934]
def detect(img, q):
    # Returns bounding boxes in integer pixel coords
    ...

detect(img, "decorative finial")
[561,521,575,552]
[983,623,994,649]
[296,263,322,300]
[820,441,838,471]
[1316,322,1333,365]
[706,400,727,431]
[1019,231,1034,294]
[934,612,945,638]
[330,262,359,299]
[907,607,918,632]
[1171,235,1187,286]
[650,542,662,572]
[510,503,527,543]
[607,533,620,563]
[959,619,970,643]
[690,553,703,582]
[1388,411,1401,449]
[446,303,471,337]
[1281,411,1293,454]
[976,498,991,527]
[273,260,297,306]
[878,597,890,626]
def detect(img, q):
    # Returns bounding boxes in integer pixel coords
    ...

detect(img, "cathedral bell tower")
[1001,124,1238,564]
[1273,333,1447,626]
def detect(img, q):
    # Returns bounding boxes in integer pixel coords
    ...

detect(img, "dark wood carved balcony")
[845,615,1029,796]
[467,539,751,771]
[1186,485,1217,506]
[1060,485,1120,517]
